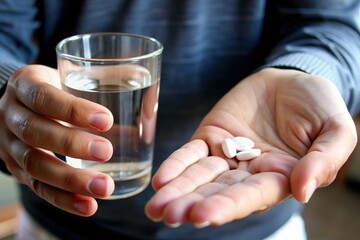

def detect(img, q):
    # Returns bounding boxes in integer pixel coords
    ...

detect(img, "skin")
[145,68,357,227]
[0,66,357,226]
[0,65,115,216]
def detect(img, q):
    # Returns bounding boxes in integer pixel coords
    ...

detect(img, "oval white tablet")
[232,136,255,151]
[236,148,261,161]
[222,138,237,158]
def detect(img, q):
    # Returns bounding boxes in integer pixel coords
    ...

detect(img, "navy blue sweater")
[1,0,360,239]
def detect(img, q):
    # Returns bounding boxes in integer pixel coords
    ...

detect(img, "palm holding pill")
[145,67,357,227]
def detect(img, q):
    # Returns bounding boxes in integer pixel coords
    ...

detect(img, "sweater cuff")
[262,52,339,84]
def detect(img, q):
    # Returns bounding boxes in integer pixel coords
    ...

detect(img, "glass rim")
[56,32,163,63]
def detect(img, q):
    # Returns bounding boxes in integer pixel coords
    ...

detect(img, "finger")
[151,171,289,227]
[1,154,23,180]
[151,139,210,191]
[189,172,289,226]
[291,113,357,203]
[145,156,229,221]
[6,154,99,216]
[5,103,113,161]
[8,138,114,198]
[34,183,99,217]
[161,170,251,227]
[9,65,113,131]
[192,125,230,157]
[192,125,252,168]
[27,174,98,216]
[246,151,298,178]
[0,123,25,175]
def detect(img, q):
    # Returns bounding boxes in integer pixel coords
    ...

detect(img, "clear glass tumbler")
[56,32,163,199]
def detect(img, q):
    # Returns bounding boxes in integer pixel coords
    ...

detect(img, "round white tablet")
[236,148,261,161]
[222,138,237,158]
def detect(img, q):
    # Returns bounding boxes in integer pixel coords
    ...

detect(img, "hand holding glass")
[56,33,163,199]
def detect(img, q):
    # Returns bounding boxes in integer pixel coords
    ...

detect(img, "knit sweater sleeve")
[0,0,39,89]
[263,0,360,115]
[0,0,39,174]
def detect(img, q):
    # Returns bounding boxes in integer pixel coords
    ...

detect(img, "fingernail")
[89,140,110,160]
[88,177,108,196]
[89,113,110,130]
[305,179,317,203]
[150,217,163,222]
[166,222,182,228]
[74,201,90,214]
[194,221,210,229]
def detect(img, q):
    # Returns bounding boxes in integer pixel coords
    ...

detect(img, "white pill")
[232,136,255,151]
[236,148,261,161]
[222,138,237,158]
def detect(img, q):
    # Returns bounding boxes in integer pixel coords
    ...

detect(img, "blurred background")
[0,171,19,240]
[1,115,360,240]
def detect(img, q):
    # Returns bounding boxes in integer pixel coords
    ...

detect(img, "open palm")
[145,68,357,227]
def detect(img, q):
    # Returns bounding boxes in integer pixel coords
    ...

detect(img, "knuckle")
[9,66,37,92]
[8,67,25,85]
[30,178,56,205]
[29,176,66,210]
[18,116,36,143]
[28,83,48,111]
[62,170,78,191]
[21,148,38,174]
[64,102,77,122]
[28,176,40,193]
[60,131,78,156]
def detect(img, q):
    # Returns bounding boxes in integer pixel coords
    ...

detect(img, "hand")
[0,65,115,216]
[145,68,357,227]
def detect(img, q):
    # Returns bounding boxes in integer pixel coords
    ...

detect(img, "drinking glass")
[56,32,163,199]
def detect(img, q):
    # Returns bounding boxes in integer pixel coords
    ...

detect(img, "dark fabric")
[21,183,302,240]
[0,158,10,175]
[1,0,360,239]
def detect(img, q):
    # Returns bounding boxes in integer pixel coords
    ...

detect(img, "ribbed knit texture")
[1,0,360,239]
[0,62,24,89]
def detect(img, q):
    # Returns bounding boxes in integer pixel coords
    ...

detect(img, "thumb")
[290,113,357,203]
